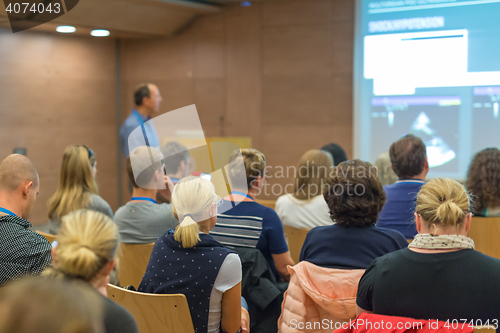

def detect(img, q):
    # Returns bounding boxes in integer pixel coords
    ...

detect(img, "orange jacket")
[278,261,365,333]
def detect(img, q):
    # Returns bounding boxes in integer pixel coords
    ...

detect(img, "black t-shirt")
[357,248,500,323]
[300,224,408,269]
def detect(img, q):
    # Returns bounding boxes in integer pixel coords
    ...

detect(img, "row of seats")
[34,213,500,333]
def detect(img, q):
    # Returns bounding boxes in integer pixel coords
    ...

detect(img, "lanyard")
[132,110,151,147]
[0,207,17,216]
[131,197,158,204]
[230,191,253,201]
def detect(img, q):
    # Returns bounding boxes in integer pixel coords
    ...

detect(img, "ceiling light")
[90,29,110,37]
[56,26,76,33]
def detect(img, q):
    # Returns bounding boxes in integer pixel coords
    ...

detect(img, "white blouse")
[275,194,334,229]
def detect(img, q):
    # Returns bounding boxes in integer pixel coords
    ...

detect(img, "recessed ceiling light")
[56,26,76,33]
[90,29,110,37]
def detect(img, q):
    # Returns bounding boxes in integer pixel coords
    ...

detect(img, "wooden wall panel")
[225,5,262,146]
[261,0,333,26]
[262,24,333,77]
[0,30,117,224]
[121,0,355,200]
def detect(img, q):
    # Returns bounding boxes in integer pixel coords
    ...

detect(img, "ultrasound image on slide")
[370,96,459,173]
[472,87,500,154]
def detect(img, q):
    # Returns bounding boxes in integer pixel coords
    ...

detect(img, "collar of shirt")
[0,215,31,228]
[132,109,151,123]
[395,179,426,184]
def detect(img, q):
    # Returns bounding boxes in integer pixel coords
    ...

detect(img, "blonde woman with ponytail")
[47,145,113,234]
[139,176,247,333]
[43,210,138,333]
[356,178,500,323]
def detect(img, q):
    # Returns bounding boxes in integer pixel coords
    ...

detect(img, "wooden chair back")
[106,284,194,333]
[116,243,155,288]
[468,217,500,259]
[283,225,310,263]
[35,230,56,244]
[256,199,277,210]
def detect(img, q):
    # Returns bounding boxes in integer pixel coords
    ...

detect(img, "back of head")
[172,176,218,248]
[466,148,500,214]
[134,83,151,106]
[0,278,103,333]
[47,146,98,219]
[416,178,471,229]
[127,146,164,189]
[294,149,333,200]
[228,148,266,190]
[161,141,190,175]
[47,209,118,282]
[324,159,385,227]
[0,154,38,193]
[321,143,348,167]
[374,151,398,186]
[389,134,427,179]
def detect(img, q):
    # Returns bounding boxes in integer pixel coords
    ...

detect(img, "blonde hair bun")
[50,209,118,282]
[416,178,471,228]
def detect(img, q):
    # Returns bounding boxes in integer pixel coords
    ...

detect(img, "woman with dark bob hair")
[299,160,408,269]
[466,148,500,216]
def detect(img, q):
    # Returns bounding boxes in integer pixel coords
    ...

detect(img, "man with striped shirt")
[211,149,294,281]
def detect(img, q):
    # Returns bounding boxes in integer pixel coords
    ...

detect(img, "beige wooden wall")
[0,29,118,224]
[121,0,354,200]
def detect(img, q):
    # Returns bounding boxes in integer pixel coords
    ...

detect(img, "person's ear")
[415,212,422,233]
[210,202,217,218]
[23,181,33,198]
[464,212,472,234]
[51,247,58,266]
[424,158,429,172]
[101,259,116,278]
[390,163,393,172]
[254,176,263,189]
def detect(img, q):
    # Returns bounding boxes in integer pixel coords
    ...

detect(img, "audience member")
[0,278,104,333]
[47,145,112,234]
[161,141,191,182]
[300,160,408,269]
[357,178,500,322]
[0,154,51,286]
[374,151,398,186]
[114,146,178,244]
[120,83,162,157]
[139,176,245,333]
[43,209,138,333]
[275,149,333,229]
[211,149,295,281]
[466,147,500,216]
[321,143,348,166]
[376,134,429,238]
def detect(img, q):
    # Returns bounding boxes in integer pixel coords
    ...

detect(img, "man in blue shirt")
[376,134,429,239]
[120,83,163,157]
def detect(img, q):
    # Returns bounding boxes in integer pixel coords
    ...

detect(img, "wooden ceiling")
[0,0,223,38]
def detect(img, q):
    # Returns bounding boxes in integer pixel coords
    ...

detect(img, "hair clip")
[439,196,446,203]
